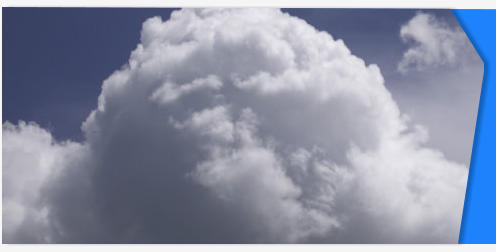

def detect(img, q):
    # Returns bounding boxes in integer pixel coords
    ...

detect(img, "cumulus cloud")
[397,12,475,73]
[3,8,468,243]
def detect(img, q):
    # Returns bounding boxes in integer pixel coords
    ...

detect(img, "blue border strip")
[453,9,496,243]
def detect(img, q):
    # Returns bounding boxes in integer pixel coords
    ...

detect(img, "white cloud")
[170,105,234,142]
[397,12,475,73]
[2,121,86,243]
[150,75,223,105]
[191,108,339,242]
[3,8,468,243]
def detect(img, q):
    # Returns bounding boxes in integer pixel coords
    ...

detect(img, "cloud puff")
[150,75,223,105]
[397,12,475,73]
[3,8,468,243]
[2,121,87,243]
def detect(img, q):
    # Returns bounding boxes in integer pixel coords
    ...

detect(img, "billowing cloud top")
[3,8,468,243]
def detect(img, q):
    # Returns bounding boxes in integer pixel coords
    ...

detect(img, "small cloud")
[397,12,474,74]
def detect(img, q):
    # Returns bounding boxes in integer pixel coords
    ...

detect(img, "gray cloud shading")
[3,8,469,243]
